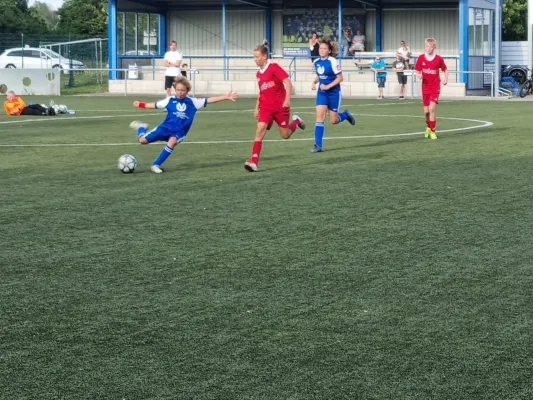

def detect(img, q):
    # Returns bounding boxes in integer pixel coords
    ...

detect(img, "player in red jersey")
[244,40,306,172]
[414,38,448,139]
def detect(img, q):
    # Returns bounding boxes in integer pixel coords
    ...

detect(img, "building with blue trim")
[107,0,499,94]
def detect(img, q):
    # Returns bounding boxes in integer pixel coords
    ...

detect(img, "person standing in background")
[164,40,183,97]
[181,63,189,78]
[392,53,407,99]
[341,28,351,58]
[309,32,320,63]
[370,55,387,99]
[398,40,411,69]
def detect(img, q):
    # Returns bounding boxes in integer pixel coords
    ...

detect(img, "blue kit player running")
[311,39,356,153]
[130,76,238,173]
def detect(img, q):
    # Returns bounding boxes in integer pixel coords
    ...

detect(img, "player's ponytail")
[254,40,269,57]
[173,75,192,93]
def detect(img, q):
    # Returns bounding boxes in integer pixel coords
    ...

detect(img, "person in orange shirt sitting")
[4,91,55,116]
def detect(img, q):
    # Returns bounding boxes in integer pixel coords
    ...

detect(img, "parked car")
[123,50,157,56]
[501,64,528,85]
[0,47,87,74]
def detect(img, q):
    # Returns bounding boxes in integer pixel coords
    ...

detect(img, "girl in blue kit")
[130,76,238,173]
[311,38,356,153]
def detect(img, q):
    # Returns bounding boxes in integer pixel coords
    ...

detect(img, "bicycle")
[519,68,533,98]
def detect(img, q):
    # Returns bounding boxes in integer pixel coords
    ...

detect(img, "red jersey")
[414,54,447,93]
[256,62,289,110]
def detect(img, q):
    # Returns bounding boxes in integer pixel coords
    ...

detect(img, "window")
[117,12,160,56]
[23,50,37,58]
[125,12,136,54]
[149,14,159,55]
[7,50,23,57]
[469,8,494,56]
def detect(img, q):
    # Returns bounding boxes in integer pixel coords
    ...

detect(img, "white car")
[0,47,87,73]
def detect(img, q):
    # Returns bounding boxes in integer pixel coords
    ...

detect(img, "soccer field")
[1,96,532,399]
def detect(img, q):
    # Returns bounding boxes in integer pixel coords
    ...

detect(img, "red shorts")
[422,92,440,107]
[258,107,290,128]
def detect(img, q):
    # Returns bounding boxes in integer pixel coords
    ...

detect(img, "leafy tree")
[0,0,49,34]
[31,1,59,30]
[56,0,107,37]
[503,0,527,41]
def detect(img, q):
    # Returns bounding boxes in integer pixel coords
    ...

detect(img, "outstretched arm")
[133,101,157,109]
[207,91,238,104]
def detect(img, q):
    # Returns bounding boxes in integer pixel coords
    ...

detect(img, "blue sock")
[314,122,325,148]
[337,111,348,123]
[137,127,146,138]
[153,145,173,166]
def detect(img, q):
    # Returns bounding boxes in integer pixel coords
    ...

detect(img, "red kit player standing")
[414,38,448,140]
[244,40,305,172]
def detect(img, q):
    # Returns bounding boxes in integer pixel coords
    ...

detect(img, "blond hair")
[173,75,191,92]
[425,38,437,48]
[254,40,269,56]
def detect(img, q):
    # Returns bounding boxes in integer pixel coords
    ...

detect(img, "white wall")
[382,9,459,55]
[503,41,529,65]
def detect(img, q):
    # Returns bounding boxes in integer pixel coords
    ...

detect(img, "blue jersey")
[314,56,342,92]
[155,96,207,135]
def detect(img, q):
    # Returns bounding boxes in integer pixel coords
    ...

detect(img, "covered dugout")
[107,0,500,94]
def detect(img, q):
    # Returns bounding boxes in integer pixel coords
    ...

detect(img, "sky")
[28,0,65,10]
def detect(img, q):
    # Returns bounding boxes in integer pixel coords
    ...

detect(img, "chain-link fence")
[0,34,108,69]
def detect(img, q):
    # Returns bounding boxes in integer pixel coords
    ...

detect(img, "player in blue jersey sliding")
[311,38,356,153]
[130,76,238,173]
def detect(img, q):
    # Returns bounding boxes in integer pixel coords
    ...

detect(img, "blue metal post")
[222,0,228,80]
[108,0,118,80]
[265,5,272,55]
[459,0,469,84]
[338,0,343,60]
[376,8,382,51]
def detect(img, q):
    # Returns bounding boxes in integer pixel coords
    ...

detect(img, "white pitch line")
[0,112,162,125]
[19,101,417,114]
[0,115,493,148]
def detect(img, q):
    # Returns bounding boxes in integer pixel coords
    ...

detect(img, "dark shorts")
[397,73,408,85]
[376,76,386,88]
[165,75,175,89]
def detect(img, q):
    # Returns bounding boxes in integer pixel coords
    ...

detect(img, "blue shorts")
[316,89,341,112]
[143,125,186,143]
[376,76,386,88]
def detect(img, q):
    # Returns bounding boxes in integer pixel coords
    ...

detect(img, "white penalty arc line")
[0,115,493,148]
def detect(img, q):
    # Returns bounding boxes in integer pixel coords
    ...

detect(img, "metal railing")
[28,65,499,98]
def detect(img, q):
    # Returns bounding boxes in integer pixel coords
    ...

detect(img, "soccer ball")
[118,154,137,173]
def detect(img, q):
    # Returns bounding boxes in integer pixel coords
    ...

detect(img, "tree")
[31,1,59,30]
[503,0,527,41]
[0,0,49,34]
[56,0,107,37]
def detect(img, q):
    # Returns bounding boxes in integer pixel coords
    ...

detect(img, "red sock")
[426,120,430,128]
[429,120,436,132]
[288,119,299,135]
[251,141,262,165]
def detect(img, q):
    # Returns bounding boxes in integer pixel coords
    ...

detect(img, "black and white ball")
[118,154,137,173]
